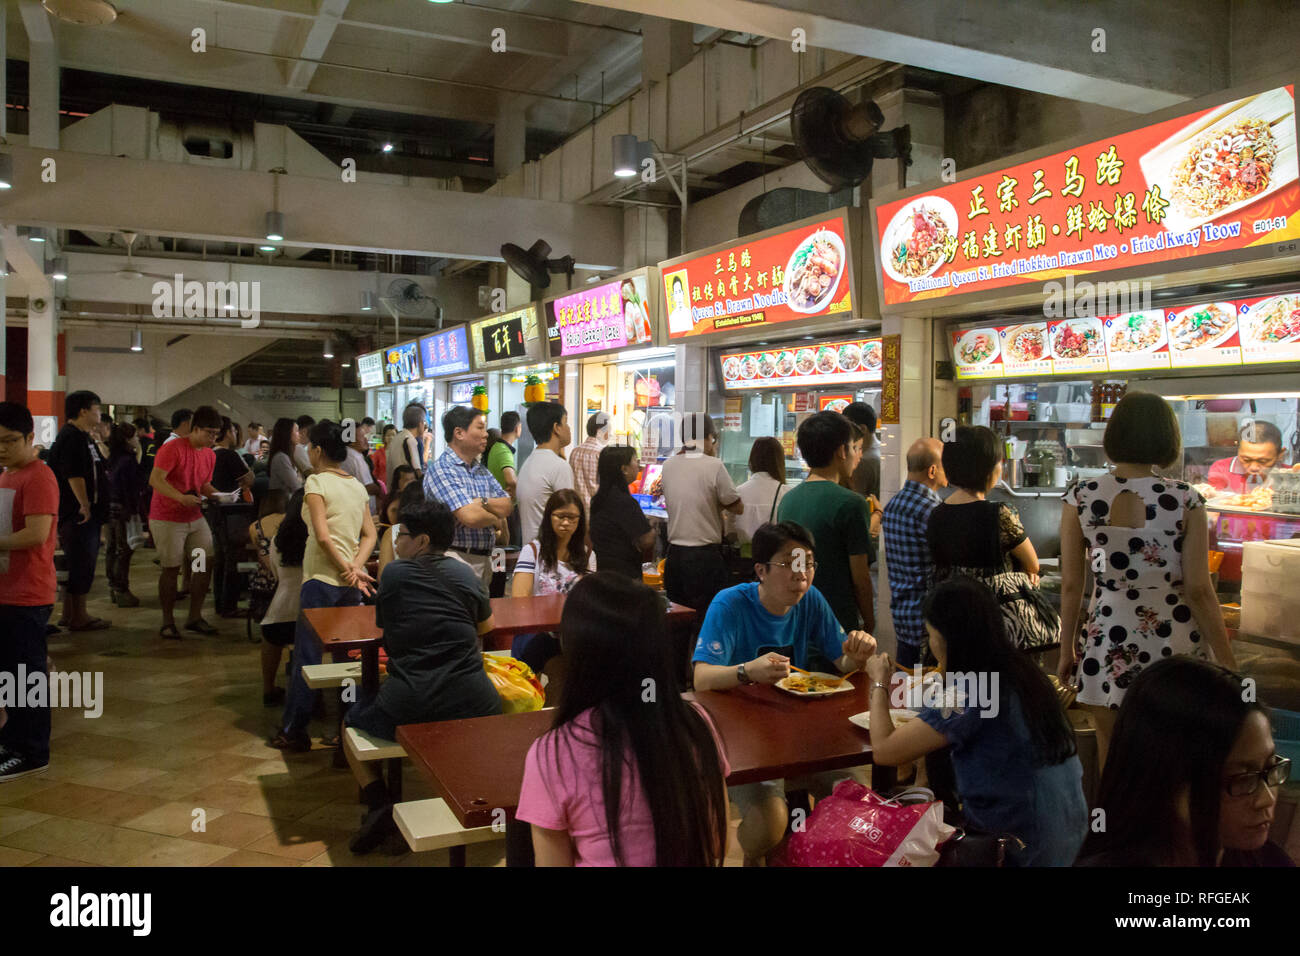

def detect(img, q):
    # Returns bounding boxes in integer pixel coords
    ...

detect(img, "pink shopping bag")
[782,780,955,867]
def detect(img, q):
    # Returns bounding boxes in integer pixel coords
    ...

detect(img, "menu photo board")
[419,326,471,378]
[719,336,882,391]
[1238,291,1300,364]
[874,85,1299,307]
[546,271,657,358]
[660,212,854,339]
[470,304,540,369]
[384,341,421,385]
[450,378,485,404]
[356,350,385,389]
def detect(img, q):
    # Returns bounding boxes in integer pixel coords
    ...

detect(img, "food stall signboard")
[356,350,384,388]
[875,85,1299,306]
[880,334,902,424]
[720,337,882,390]
[470,305,540,368]
[951,290,1300,379]
[384,341,420,385]
[450,379,484,404]
[419,327,471,378]
[547,274,654,356]
[661,213,853,338]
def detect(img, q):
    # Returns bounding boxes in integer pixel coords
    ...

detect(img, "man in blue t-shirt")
[693,520,876,866]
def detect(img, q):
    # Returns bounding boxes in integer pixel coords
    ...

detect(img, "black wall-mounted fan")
[791,87,912,189]
[500,239,575,290]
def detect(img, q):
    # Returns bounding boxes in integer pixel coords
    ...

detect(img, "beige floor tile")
[188,779,271,814]
[40,755,116,782]
[0,845,43,865]
[124,744,219,772]
[0,774,59,805]
[0,808,53,838]
[1,816,111,859]
[224,758,327,789]
[128,837,237,866]
[49,732,153,761]
[206,848,302,867]
[66,764,168,792]
[121,800,228,838]
[64,790,170,827]
[243,823,343,860]
[7,782,119,817]
[304,845,410,866]
[295,798,366,833]
[181,811,277,848]
[25,855,102,867]
[123,771,204,802]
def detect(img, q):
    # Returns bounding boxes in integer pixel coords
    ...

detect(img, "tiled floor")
[1,553,748,866]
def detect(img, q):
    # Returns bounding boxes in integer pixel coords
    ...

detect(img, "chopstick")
[788,663,857,686]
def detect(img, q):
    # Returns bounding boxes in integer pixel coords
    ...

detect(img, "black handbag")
[937,827,1028,867]
[248,519,279,624]
[721,485,782,584]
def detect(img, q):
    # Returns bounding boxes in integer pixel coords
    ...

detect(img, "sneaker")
[0,754,49,782]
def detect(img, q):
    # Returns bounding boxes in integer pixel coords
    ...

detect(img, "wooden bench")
[344,726,406,802]
[393,798,503,866]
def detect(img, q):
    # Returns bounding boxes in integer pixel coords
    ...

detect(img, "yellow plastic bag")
[482,654,545,713]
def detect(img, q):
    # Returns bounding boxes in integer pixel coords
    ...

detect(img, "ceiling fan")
[79,231,175,281]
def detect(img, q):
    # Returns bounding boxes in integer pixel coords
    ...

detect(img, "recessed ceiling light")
[381,142,394,153]
[259,244,277,253]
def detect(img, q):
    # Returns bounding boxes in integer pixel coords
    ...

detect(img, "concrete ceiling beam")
[286,0,350,92]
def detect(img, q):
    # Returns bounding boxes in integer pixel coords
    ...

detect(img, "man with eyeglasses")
[148,405,222,639]
[692,520,876,865]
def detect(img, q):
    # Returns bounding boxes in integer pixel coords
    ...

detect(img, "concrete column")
[622,205,670,271]
[494,102,527,180]
[22,2,58,151]
[870,86,943,199]
[27,294,61,444]
[641,16,694,89]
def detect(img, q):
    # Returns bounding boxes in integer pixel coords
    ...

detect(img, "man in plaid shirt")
[880,438,947,668]
[568,411,610,518]
[424,405,513,588]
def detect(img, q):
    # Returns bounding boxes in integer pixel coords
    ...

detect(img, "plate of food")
[1106,311,1167,353]
[837,341,863,372]
[757,351,778,378]
[775,350,797,376]
[794,348,816,375]
[953,328,1000,366]
[1169,302,1238,351]
[861,340,883,371]
[783,228,846,314]
[722,355,741,380]
[1051,318,1105,359]
[776,672,855,697]
[1240,294,1300,345]
[1002,324,1048,363]
[738,354,759,379]
[815,345,839,374]
[822,398,851,414]
[882,197,959,284]
[848,709,920,731]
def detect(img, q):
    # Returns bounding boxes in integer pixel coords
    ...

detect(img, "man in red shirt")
[1207,420,1289,494]
[0,401,60,781]
[148,405,222,639]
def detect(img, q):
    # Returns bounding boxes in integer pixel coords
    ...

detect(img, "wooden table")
[302,594,698,694]
[398,680,891,829]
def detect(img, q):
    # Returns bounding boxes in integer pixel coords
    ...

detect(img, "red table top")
[397,680,881,828]
[302,593,695,653]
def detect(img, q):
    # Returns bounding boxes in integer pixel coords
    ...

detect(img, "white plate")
[1240,294,1300,345]
[1049,317,1105,360]
[783,229,847,314]
[848,709,920,730]
[775,672,855,697]
[1105,311,1168,354]
[881,196,960,284]
[953,328,1001,366]
[1168,302,1239,351]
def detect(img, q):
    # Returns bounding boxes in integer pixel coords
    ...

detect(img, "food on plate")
[738,355,759,379]
[1005,325,1047,362]
[1170,303,1235,350]
[775,350,797,376]
[757,352,777,377]
[1053,321,1103,358]
[1216,487,1274,510]
[815,345,839,374]
[785,230,843,312]
[823,398,850,414]
[794,348,816,375]
[1192,482,1218,500]
[781,674,848,694]
[862,341,883,370]
[722,356,741,380]
[956,331,998,365]
[837,342,863,371]
[1109,312,1165,353]
[1170,117,1278,219]
[1243,294,1300,344]
[890,205,952,279]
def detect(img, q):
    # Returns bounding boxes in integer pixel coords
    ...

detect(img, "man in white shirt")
[515,402,573,544]
[293,414,315,478]
[386,403,428,486]
[242,422,264,457]
[660,412,743,613]
[568,411,609,518]
[342,421,383,511]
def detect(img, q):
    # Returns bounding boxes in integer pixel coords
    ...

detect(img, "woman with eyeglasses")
[509,488,595,675]
[1077,657,1293,867]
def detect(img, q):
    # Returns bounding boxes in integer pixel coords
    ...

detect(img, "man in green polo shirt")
[777,411,874,633]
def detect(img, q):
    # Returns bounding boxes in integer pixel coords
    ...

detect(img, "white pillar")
[494,102,527,180]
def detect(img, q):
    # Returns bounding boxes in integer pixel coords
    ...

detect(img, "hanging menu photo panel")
[719,337,882,390]
[545,271,657,358]
[418,326,472,378]
[384,341,421,385]
[356,350,385,388]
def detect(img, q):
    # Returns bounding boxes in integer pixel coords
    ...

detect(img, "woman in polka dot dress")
[1058,393,1236,768]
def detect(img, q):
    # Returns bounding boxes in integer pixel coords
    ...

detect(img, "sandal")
[320,733,341,749]
[159,624,182,640]
[185,619,218,635]
[69,618,111,632]
[268,731,311,752]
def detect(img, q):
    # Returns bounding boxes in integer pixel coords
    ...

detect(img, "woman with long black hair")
[264,416,301,516]
[516,572,730,866]
[864,575,1087,865]
[250,487,307,707]
[1078,657,1292,866]
[589,445,655,581]
[104,422,142,607]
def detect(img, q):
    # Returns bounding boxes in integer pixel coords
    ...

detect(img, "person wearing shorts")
[148,405,221,639]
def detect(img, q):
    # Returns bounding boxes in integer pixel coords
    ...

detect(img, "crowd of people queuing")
[0,388,1292,870]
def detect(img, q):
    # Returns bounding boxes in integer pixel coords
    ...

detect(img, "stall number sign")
[356,351,384,388]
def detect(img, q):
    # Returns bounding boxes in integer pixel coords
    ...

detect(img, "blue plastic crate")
[1271,708,1300,767]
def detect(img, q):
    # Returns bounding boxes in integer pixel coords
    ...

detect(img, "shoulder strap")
[768,484,781,522]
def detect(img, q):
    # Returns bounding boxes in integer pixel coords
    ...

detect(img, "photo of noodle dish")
[1051,319,1104,359]
[1241,294,1300,345]
[775,350,797,376]
[794,348,816,374]
[757,352,778,377]
[722,356,741,380]
[1169,302,1237,351]
[862,341,883,370]
[954,329,999,366]
[815,346,838,374]
[738,354,759,379]
[1107,312,1167,353]
[1003,324,1047,363]
[882,196,959,283]
[1169,117,1278,220]
[783,229,846,314]
[837,342,862,372]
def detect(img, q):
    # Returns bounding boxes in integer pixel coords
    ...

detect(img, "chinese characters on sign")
[356,351,384,388]
[546,275,653,356]
[875,86,1298,305]
[470,305,539,367]
[419,326,471,378]
[880,335,902,424]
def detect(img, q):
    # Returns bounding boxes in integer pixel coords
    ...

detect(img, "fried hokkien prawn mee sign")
[661,212,855,338]
[873,85,1300,306]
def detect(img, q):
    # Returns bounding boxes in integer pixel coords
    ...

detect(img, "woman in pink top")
[516,573,731,866]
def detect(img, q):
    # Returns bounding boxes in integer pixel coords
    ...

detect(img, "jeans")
[58,517,102,597]
[280,579,364,736]
[208,509,250,615]
[510,632,560,674]
[664,543,728,615]
[0,605,53,764]
[104,516,134,593]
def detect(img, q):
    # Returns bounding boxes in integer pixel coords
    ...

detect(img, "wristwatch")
[737,663,754,686]
[479,496,490,508]
[871,680,889,695]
